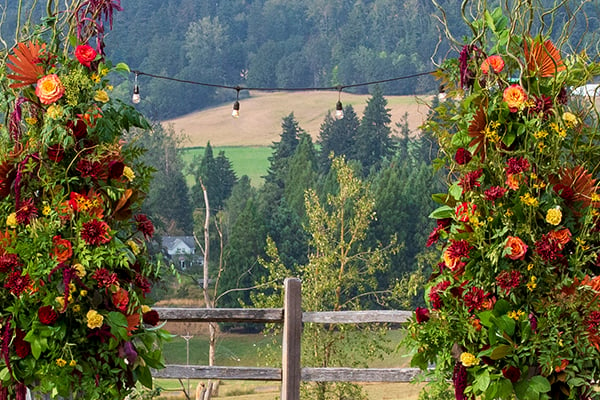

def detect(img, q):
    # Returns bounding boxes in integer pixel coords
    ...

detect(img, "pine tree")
[317,106,359,173]
[353,85,395,175]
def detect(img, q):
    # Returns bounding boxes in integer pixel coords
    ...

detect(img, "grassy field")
[180,146,270,187]
[165,91,432,147]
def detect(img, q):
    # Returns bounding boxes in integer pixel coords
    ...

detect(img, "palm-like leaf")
[6,41,46,88]
[524,37,566,78]
[468,105,488,161]
[550,166,597,208]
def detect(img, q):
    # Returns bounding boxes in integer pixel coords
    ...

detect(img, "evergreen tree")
[353,85,395,175]
[264,113,303,189]
[284,132,318,217]
[138,124,194,235]
[190,143,238,212]
[317,105,359,173]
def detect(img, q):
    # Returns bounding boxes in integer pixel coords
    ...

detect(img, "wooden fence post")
[281,278,302,400]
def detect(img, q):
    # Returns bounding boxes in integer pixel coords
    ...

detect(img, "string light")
[232,87,240,118]
[335,87,344,119]
[129,70,436,115]
[132,73,140,104]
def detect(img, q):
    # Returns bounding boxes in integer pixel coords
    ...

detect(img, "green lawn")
[180,146,271,188]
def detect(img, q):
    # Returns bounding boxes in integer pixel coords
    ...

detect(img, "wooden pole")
[281,278,302,400]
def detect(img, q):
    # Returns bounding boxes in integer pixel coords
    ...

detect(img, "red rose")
[454,148,472,165]
[75,44,97,67]
[415,307,430,323]
[142,310,160,326]
[38,305,58,325]
[502,366,521,383]
[14,328,31,358]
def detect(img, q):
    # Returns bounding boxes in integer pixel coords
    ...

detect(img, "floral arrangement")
[403,5,600,400]
[0,1,169,399]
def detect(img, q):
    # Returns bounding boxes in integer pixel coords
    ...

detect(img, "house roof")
[162,236,196,251]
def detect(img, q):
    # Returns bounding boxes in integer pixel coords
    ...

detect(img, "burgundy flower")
[107,160,124,179]
[535,232,564,262]
[458,169,483,193]
[38,305,58,325]
[14,328,30,359]
[0,254,21,273]
[426,225,444,247]
[91,268,118,288]
[142,310,160,326]
[502,366,521,383]
[505,157,530,175]
[553,184,575,202]
[484,186,507,202]
[47,144,65,162]
[134,273,152,294]
[67,119,88,140]
[415,307,430,323]
[134,214,154,239]
[453,362,469,400]
[4,271,32,296]
[81,219,111,246]
[527,94,553,118]
[459,44,481,90]
[15,198,38,225]
[446,239,472,260]
[76,159,103,179]
[429,280,451,310]
[454,148,472,165]
[463,286,487,312]
[496,270,522,294]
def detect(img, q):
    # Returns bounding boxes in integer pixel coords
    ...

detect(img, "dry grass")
[162,91,433,147]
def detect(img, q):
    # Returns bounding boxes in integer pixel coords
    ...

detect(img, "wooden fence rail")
[153,278,421,400]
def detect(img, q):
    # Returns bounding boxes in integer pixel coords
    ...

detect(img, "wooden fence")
[154,277,421,400]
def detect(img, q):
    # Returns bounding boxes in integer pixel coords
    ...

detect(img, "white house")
[162,236,198,269]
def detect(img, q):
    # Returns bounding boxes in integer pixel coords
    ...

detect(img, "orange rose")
[443,248,461,270]
[481,55,504,74]
[505,236,528,260]
[503,84,527,112]
[35,74,65,105]
[549,228,571,246]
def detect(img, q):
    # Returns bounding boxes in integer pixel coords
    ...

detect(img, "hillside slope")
[163,91,434,147]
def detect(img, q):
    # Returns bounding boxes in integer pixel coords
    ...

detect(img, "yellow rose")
[73,263,86,278]
[546,207,562,226]
[55,296,65,309]
[460,352,479,367]
[6,213,17,228]
[562,111,579,126]
[86,309,104,329]
[123,166,135,182]
[141,305,151,314]
[94,89,109,103]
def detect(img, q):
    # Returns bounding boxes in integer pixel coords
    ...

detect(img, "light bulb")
[232,100,240,118]
[132,85,140,104]
[335,100,344,119]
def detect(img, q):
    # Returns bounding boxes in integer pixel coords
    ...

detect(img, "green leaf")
[496,378,513,399]
[484,11,496,31]
[495,315,516,336]
[0,367,10,382]
[432,193,453,206]
[114,62,131,73]
[529,376,551,393]
[31,339,42,359]
[477,310,493,327]
[493,299,511,316]
[449,183,462,200]
[136,365,153,388]
[429,205,454,219]
[490,344,512,360]
[473,369,490,393]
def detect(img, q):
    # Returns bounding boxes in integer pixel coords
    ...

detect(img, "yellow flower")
[533,130,548,139]
[508,310,525,320]
[6,213,17,228]
[80,290,88,297]
[56,358,67,367]
[56,296,65,309]
[86,309,104,329]
[123,166,135,182]
[46,105,64,119]
[460,352,479,367]
[520,193,539,207]
[505,209,513,217]
[591,193,600,203]
[94,89,109,103]
[141,305,151,313]
[69,360,77,367]
[100,67,109,77]
[550,122,567,138]
[562,111,579,126]
[527,263,534,271]
[91,73,101,83]
[576,237,590,251]
[546,207,562,225]
[72,304,81,313]
[42,204,52,216]
[106,84,113,91]
[73,263,86,278]
[25,117,37,125]
[527,276,537,291]
[126,239,140,255]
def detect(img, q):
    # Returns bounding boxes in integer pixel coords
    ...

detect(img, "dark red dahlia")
[91,268,118,288]
[0,254,21,273]
[15,198,38,225]
[426,225,444,247]
[77,159,103,179]
[134,273,152,294]
[505,157,530,175]
[134,214,154,239]
[142,310,160,326]
[81,219,111,245]
[429,280,451,310]
[527,94,553,118]
[463,286,487,312]
[415,307,430,323]
[496,270,522,294]
[553,184,575,202]
[4,271,32,296]
[447,239,473,260]
[484,186,507,202]
[459,169,483,193]
[535,233,564,262]
[38,305,58,325]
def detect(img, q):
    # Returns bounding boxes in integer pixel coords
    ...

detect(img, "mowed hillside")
[163,91,434,147]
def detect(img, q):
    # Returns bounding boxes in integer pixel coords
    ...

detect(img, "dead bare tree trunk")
[197,178,219,399]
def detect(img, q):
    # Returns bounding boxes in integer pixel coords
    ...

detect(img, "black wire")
[131,70,436,93]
